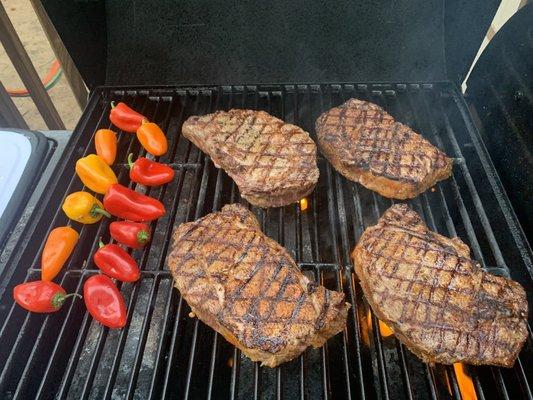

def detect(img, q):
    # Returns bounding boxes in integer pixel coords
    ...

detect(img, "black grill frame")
[0,83,531,400]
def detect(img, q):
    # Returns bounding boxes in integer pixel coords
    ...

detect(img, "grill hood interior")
[41,0,500,88]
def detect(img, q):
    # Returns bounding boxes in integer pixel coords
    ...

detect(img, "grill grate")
[0,83,531,400]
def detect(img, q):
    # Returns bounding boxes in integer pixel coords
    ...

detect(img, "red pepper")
[94,239,141,282]
[109,102,145,133]
[13,281,80,313]
[84,275,127,329]
[103,184,165,222]
[127,153,175,186]
[110,221,151,249]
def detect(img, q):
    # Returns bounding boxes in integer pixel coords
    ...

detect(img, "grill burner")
[0,83,531,399]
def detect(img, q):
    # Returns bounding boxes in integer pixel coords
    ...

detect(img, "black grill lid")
[41,0,499,88]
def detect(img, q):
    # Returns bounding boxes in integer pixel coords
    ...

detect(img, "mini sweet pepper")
[94,239,140,282]
[103,184,165,222]
[110,221,151,249]
[75,154,118,194]
[95,129,117,165]
[136,120,168,156]
[41,226,79,281]
[62,191,110,224]
[109,101,145,133]
[127,154,174,186]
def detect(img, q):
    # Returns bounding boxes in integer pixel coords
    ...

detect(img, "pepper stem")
[111,101,116,109]
[127,153,134,170]
[137,230,151,244]
[91,204,111,218]
[98,238,105,248]
[51,292,82,309]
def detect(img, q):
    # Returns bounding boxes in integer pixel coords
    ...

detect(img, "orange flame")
[366,310,394,338]
[299,198,308,212]
[378,320,394,338]
[453,363,477,400]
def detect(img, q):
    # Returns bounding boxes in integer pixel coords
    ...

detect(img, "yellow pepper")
[62,191,110,224]
[75,154,117,194]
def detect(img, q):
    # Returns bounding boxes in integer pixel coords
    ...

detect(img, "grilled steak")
[352,204,528,367]
[167,204,350,367]
[316,99,453,199]
[182,109,319,208]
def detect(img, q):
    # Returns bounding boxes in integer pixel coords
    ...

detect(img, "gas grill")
[0,83,530,399]
[1,2,532,400]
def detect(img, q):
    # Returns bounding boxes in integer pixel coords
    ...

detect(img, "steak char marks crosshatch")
[352,204,528,367]
[167,204,350,368]
[181,109,319,208]
[316,99,453,199]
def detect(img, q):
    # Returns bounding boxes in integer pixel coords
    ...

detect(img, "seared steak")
[182,109,319,208]
[316,99,453,199]
[167,204,350,367]
[352,204,528,367]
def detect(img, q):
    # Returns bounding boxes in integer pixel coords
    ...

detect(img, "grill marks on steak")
[316,99,453,199]
[182,110,319,208]
[352,204,528,367]
[167,204,350,367]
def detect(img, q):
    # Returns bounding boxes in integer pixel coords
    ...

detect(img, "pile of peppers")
[13,102,175,330]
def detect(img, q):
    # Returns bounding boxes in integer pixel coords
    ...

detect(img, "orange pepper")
[41,226,79,281]
[136,120,168,156]
[75,154,118,194]
[95,129,117,165]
